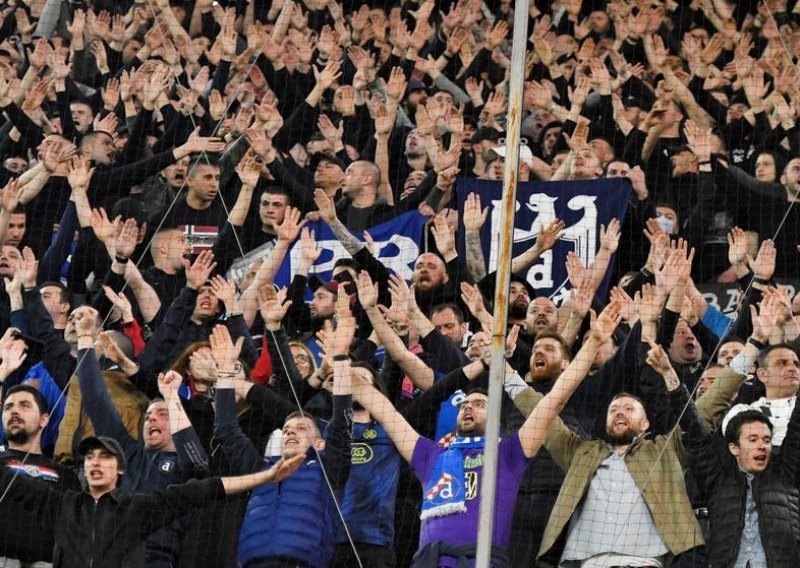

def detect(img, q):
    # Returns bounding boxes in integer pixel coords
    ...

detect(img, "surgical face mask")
[655,214,676,235]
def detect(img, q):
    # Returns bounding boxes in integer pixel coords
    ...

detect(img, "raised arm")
[463,192,488,282]
[517,301,623,458]
[357,270,435,390]
[511,218,565,275]
[351,373,419,463]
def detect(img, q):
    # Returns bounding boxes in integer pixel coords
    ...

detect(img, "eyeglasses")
[294,354,311,364]
[458,399,488,411]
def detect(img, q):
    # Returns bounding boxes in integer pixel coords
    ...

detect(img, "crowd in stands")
[1,0,800,566]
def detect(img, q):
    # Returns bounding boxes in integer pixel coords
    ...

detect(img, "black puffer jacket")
[682,390,800,567]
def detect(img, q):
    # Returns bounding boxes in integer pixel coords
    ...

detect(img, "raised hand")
[209,274,237,311]
[0,179,19,213]
[258,285,292,331]
[727,226,748,267]
[537,219,565,252]
[90,208,120,246]
[313,59,342,92]
[178,126,226,157]
[299,227,321,267]
[599,218,621,253]
[587,300,623,344]
[103,285,134,323]
[430,213,456,259]
[209,324,244,371]
[274,206,305,243]
[463,193,488,233]
[356,270,379,309]
[750,301,776,344]
[332,288,356,356]
[184,250,217,290]
[566,251,590,288]
[313,188,338,224]
[645,338,675,376]
[113,218,138,259]
[637,283,664,324]
[748,239,776,282]
[609,286,638,324]
[236,152,261,188]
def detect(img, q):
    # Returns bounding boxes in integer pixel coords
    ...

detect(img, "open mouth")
[147,427,162,437]
[533,357,546,370]
[88,470,105,480]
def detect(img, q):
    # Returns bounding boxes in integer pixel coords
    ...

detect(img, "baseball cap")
[79,436,127,470]
[490,144,534,168]
[310,276,339,296]
[406,79,427,95]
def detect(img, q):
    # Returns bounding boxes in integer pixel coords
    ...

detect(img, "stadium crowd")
[0,0,799,566]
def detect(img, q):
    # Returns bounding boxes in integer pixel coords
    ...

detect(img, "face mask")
[655,215,676,235]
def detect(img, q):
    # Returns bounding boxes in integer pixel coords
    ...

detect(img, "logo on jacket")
[351,443,374,465]
[160,458,176,473]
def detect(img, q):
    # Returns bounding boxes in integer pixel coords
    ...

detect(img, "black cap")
[470,127,503,144]
[79,436,127,471]
[111,197,148,225]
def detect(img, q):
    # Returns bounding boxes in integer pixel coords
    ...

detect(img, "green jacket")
[511,364,745,563]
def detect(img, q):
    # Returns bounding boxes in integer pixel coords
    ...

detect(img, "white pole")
[474,0,530,565]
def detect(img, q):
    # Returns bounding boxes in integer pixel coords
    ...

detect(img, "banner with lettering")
[456,178,632,304]
[271,210,430,291]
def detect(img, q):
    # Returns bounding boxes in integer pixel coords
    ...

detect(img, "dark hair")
[39,281,72,307]
[187,154,220,175]
[720,335,745,346]
[431,303,465,325]
[466,387,489,397]
[756,343,799,370]
[533,330,572,362]
[725,409,773,445]
[261,185,292,204]
[610,391,646,409]
[350,360,387,397]
[3,385,49,416]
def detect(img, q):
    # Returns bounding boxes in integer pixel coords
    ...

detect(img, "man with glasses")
[350,303,622,566]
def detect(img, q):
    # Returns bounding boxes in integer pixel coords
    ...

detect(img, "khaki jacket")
[511,364,745,562]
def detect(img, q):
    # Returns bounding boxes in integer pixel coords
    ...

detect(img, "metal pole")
[474,0,530,566]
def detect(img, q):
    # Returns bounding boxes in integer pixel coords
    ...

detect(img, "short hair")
[725,409,773,445]
[350,360,387,396]
[3,385,50,416]
[284,411,322,438]
[104,331,135,361]
[466,386,489,397]
[756,343,799,370]
[353,160,380,187]
[39,281,72,306]
[533,330,572,362]
[609,391,646,410]
[80,130,113,150]
[431,303,465,324]
[150,227,183,258]
[10,204,24,215]
[720,335,745,346]
[187,154,220,176]
[261,185,291,204]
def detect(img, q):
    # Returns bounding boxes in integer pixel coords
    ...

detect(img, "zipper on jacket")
[89,499,98,568]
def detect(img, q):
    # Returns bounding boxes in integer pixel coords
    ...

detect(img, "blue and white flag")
[273,210,430,292]
[456,178,632,304]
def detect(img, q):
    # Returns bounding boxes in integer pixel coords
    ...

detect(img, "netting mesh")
[0,0,798,566]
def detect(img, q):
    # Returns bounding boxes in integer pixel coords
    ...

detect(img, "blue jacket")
[214,388,352,567]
